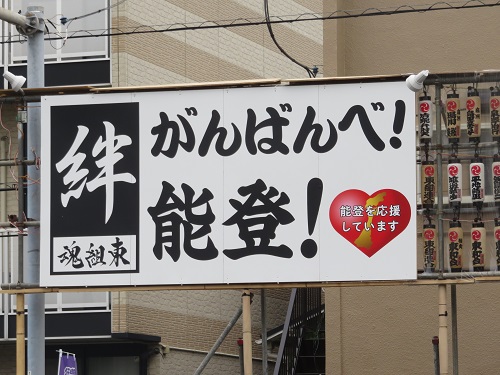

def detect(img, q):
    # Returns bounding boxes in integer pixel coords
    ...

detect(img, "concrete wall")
[323,1,500,374]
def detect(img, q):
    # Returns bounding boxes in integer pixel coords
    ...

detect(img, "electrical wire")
[0,0,498,44]
[45,19,68,50]
[263,0,316,78]
[63,0,128,27]
[9,0,496,44]
[43,0,130,50]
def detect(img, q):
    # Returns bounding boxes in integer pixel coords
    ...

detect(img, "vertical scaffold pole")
[242,290,253,375]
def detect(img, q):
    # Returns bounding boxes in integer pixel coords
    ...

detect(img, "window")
[3,0,111,86]
[10,0,108,63]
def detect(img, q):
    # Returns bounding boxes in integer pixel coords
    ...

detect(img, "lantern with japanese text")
[419,94,433,142]
[466,86,481,141]
[447,158,462,205]
[495,218,500,270]
[423,223,436,273]
[448,221,463,272]
[446,92,461,140]
[471,220,485,271]
[491,86,500,140]
[470,158,485,208]
[492,155,500,202]
[421,161,435,208]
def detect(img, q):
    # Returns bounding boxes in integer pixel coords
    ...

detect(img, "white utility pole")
[0,5,45,375]
[26,6,45,375]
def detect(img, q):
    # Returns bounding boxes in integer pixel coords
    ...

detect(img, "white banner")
[40,81,416,286]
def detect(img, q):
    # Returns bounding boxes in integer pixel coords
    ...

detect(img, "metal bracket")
[16,10,44,36]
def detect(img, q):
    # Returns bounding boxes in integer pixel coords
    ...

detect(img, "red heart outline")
[329,189,411,257]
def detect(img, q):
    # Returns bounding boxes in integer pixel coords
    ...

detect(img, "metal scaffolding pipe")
[1,283,39,290]
[438,285,449,374]
[0,221,40,228]
[16,115,25,375]
[451,285,458,375]
[261,289,268,375]
[0,7,26,28]
[435,82,449,375]
[242,290,253,375]
[417,140,500,151]
[418,270,500,279]
[425,71,500,85]
[0,95,41,103]
[194,306,243,375]
[435,83,444,275]
[0,159,36,167]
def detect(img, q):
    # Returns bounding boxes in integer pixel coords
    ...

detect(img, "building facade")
[0,0,499,374]
[110,1,322,374]
[0,1,323,374]
[323,1,500,374]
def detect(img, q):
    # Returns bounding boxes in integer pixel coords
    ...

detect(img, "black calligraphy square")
[50,103,139,275]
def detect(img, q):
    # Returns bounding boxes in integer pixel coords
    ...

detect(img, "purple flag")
[58,351,77,375]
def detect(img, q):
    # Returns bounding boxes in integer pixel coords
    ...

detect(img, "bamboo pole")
[438,285,448,374]
[16,293,25,375]
[242,290,253,375]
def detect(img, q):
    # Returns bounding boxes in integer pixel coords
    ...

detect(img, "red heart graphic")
[329,189,411,257]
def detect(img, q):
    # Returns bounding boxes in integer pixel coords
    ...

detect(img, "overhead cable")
[263,0,316,78]
[2,0,500,43]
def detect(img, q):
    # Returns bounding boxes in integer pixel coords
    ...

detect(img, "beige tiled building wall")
[323,1,500,374]
[109,1,322,373]
[113,289,290,374]
[111,0,323,86]
[5,1,499,374]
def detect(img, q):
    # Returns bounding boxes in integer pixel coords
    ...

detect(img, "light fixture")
[406,70,429,92]
[3,71,26,93]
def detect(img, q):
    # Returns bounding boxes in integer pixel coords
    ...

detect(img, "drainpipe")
[139,347,160,375]
[433,336,440,375]
[237,338,244,375]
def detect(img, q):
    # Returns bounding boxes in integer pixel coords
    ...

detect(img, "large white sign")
[40,81,416,287]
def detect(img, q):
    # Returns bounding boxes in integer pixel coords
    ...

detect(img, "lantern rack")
[417,71,500,276]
